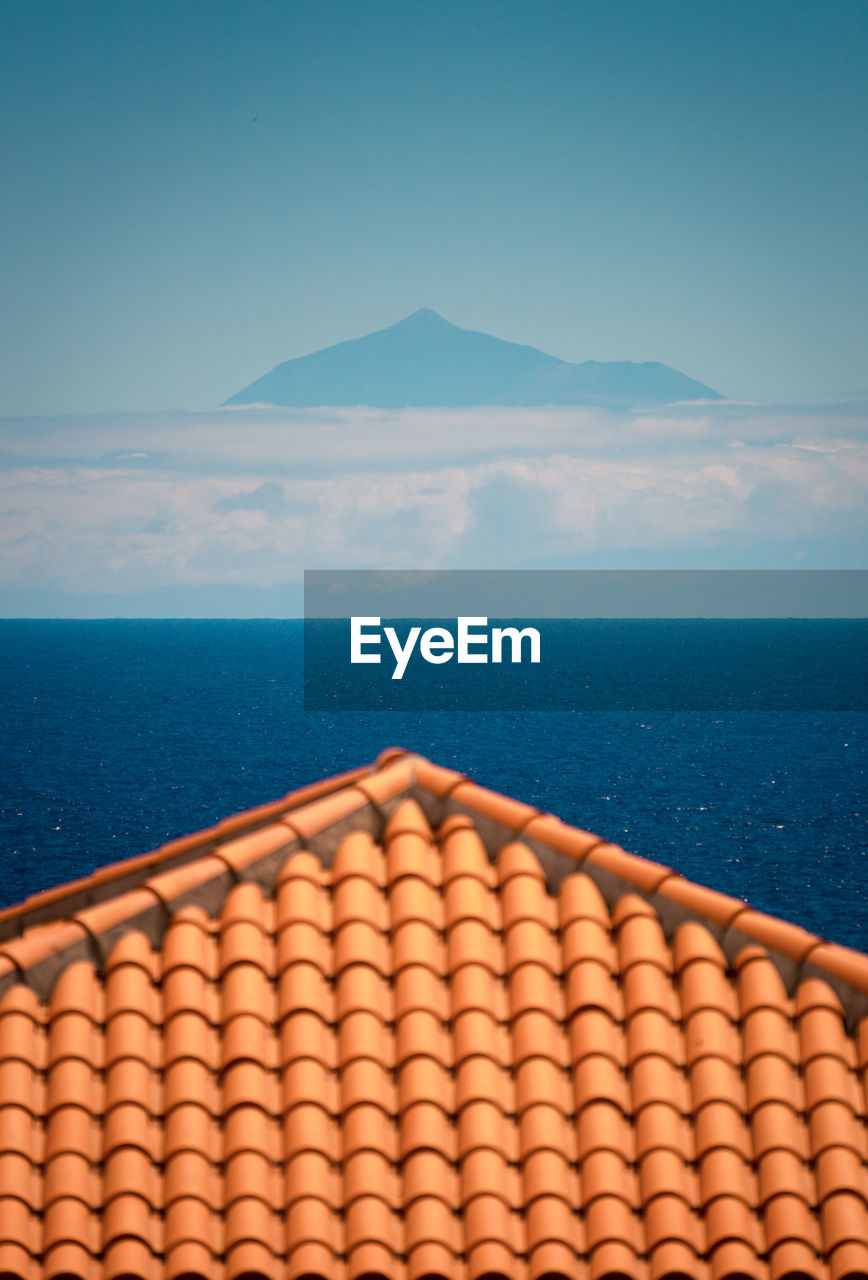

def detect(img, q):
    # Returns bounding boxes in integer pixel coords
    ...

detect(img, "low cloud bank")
[1,403,865,613]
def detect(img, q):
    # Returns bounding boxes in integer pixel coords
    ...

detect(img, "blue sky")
[1,0,866,415]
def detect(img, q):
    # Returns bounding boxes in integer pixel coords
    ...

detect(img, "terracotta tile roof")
[1,748,867,1280]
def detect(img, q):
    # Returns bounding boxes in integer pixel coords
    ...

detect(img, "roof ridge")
[0,759,379,944]
[0,748,866,1028]
[408,752,868,1027]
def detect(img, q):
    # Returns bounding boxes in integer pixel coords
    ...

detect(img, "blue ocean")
[1,620,865,950]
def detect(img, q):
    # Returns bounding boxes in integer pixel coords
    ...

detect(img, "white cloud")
[0,403,865,603]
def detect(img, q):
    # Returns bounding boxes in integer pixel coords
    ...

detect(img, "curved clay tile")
[742,1004,800,1066]
[403,1112,459,1175]
[380,793,432,840]
[565,958,623,1021]
[402,1149,457,1209]
[275,884,332,955]
[276,847,327,888]
[756,1146,816,1209]
[581,1147,638,1210]
[330,829,384,889]
[750,1097,810,1160]
[633,1100,690,1161]
[440,821,493,887]
[497,840,548,886]
[568,1007,625,1070]
[691,1054,748,1113]
[443,872,499,930]
[672,918,729,972]
[810,1097,867,1162]
[448,916,502,974]
[392,918,445,976]
[561,916,618,975]
[501,872,558,930]
[799,1003,857,1068]
[699,1145,758,1210]
[630,1053,691,1114]
[512,1007,568,1069]
[384,829,440,889]
[332,874,387,933]
[626,1007,685,1067]
[638,1146,696,1210]
[453,1005,509,1067]
[340,1055,394,1115]
[574,1100,631,1163]
[622,961,680,1021]
[618,912,673,975]
[388,875,443,931]
[219,918,274,978]
[558,871,610,928]
[679,954,739,1019]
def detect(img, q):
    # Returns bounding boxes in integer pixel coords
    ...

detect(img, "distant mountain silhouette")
[224,309,722,408]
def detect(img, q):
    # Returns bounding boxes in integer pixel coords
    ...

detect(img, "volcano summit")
[225,309,722,409]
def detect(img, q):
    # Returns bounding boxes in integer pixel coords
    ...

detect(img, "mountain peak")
[225,313,722,408]
[396,307,453,327]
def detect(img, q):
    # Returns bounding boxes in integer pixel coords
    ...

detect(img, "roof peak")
[0,748,866,1025]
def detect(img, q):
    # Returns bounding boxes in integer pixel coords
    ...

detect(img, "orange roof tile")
[0,747,867,1280]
